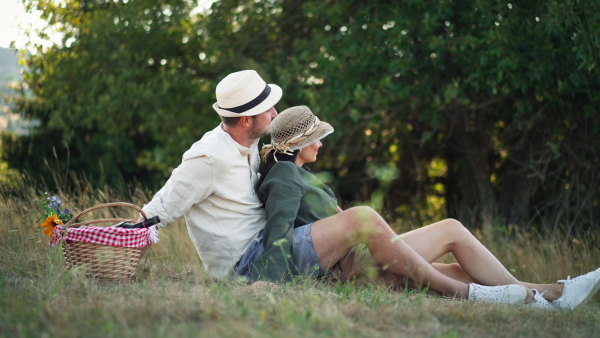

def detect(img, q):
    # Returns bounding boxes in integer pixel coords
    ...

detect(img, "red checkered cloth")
[50,225,155,248]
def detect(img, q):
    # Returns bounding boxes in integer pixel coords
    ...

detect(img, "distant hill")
[0,47,21,93]
[0,47,31,135]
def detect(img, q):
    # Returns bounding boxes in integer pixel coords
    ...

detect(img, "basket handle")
[63,202,148,231]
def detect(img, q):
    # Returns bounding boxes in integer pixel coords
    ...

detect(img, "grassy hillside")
[1,181,599,337]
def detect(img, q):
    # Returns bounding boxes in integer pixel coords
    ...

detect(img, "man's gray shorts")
[234,223,327,278]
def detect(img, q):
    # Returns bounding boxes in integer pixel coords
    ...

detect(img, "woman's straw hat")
[213,70,282,117]
[262,106,334,158]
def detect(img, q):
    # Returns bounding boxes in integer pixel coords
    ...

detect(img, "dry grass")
[1,182,599,337]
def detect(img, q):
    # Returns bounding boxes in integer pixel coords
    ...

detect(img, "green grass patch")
[1,184,599,337]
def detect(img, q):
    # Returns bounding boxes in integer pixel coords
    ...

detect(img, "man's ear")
[239,116,252,128]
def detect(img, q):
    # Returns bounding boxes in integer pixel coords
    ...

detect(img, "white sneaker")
[525,289,554,310]
[468,283,528,305]
[552,267,600,310]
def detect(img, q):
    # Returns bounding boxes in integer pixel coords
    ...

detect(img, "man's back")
[143,125,266,278]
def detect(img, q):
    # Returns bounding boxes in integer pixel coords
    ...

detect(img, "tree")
[4,0,599,235]
[2,0,219,189]
[199,0,600,234]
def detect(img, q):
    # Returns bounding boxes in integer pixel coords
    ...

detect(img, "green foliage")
[3,0,220,190]
[201,0,600,233]
[3,0,600,233]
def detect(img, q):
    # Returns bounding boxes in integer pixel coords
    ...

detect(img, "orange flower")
[40,214,63,238]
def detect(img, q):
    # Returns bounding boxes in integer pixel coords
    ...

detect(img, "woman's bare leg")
[311,207,470,298]
[432,263,477,283]
[400,219,563,301]
[431,262,563,300]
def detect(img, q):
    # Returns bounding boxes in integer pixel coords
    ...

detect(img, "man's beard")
[248,122,269,139]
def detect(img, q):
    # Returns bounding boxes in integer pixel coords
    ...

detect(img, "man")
[142,70,280,278]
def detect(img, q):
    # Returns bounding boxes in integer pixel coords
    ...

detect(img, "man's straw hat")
[262,106,333,158]
[213,70,282,117]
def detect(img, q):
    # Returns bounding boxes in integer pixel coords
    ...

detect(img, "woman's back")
[258,161,337,229]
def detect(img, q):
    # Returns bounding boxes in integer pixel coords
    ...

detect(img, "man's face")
[248,107,278,139]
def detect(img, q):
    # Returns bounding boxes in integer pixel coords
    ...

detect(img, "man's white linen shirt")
[142,124,266,279]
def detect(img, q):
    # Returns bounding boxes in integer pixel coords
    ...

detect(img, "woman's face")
[296,140,323,166]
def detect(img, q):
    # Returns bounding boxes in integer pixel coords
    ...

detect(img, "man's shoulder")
[182,126,235,161]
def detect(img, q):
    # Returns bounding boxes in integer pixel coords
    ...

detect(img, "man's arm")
[142,156,213,227]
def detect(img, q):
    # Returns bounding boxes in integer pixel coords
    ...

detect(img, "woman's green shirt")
[250,161,338,282]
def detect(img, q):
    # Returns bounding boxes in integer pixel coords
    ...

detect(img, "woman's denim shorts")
[234,223,327,278]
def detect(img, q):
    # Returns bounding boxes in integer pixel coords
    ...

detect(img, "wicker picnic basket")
[60,202,150,282]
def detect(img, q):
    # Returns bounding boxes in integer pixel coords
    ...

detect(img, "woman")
[235,105,600,309]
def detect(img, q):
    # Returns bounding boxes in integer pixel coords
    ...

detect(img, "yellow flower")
[40,214,63,238]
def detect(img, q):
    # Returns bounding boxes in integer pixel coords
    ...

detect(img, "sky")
[0,0,50,49]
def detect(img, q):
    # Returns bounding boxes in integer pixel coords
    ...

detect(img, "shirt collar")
[218,123,256,157]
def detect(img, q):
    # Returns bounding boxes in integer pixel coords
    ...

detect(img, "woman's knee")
[348,206,377,219]
[440,218,469,235]
[438,219,475,248]
[342,206,388,236]
[347,206,382,223]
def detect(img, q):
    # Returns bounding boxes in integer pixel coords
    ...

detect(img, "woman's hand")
[337,206,343,213]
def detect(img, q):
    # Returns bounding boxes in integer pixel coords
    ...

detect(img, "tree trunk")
[446,109,496,236]
[464,150,496,235]
[498,160,537,231]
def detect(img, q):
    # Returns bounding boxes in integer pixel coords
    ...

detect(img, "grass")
[1,181,600,337]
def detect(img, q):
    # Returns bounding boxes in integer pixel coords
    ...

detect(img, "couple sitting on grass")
[142,70,600,310]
